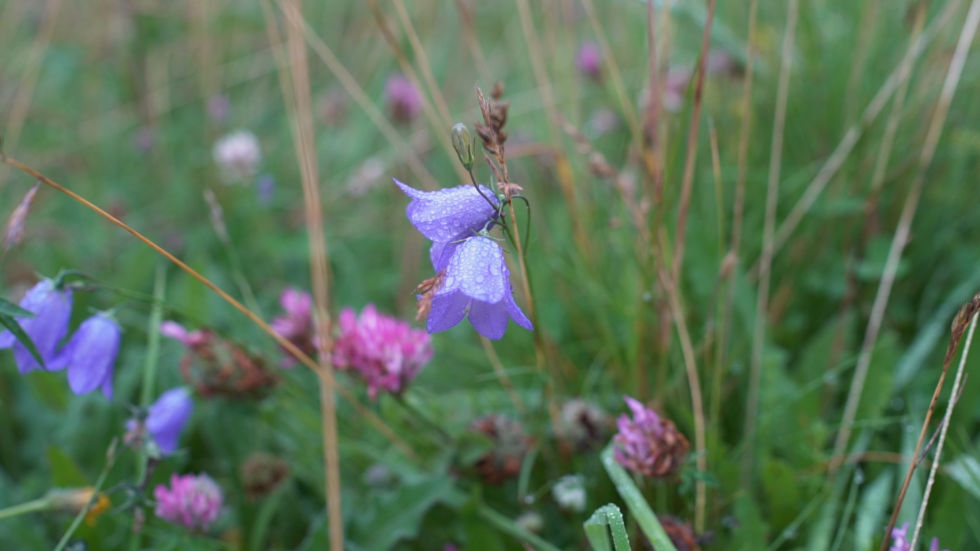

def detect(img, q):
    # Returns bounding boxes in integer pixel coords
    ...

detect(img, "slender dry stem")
[910,312,978,548]
[391,0,453,128]
[658,264,707,533]
[835,0,978,475]
[670,0,715,286]
[279,2,344,547]
[742,0,798,486]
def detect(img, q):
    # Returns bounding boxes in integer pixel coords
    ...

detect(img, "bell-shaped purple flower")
[394,179,498,245]
[145,387,194,455]
[0,279,73,373]
[52,312,121,398]
[428,236,532,340]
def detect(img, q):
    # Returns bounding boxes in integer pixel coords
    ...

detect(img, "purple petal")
[0,331,13,349]
[146,387,194,455]
[394,179,498,243]
[503,288,533,331]
[11,281,73,372]
[468,300,510,340]
[447,236,506,304]
[430,241,457,272]
[64,314,120,396]
[427,292,469,333]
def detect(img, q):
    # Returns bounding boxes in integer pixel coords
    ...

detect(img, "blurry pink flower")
[271,287,316,367]
[663,67,692,113]
[160,321,209,348]
[333,304,432,399]
[207,94,230,123]
[576,42,602,80]
[154,473,222,532]
[213,130,261,180]
[385,74,423,122]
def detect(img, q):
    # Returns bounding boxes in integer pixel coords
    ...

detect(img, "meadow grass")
[1,0,980,549]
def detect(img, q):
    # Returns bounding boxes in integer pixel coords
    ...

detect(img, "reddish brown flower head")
[470,415,531,484]
[613,396,689,478]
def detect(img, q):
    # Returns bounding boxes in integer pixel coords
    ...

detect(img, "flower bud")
[451,123,475,171]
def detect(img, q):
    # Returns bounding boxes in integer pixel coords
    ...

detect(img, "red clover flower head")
[385,74,423,122]
[52,311,121,399]
[271,287,315,367]
[332,304,432,399]
[428,236,532,340]
[0,278,73,373]
[613,396,689,478]
[154,473,222,532]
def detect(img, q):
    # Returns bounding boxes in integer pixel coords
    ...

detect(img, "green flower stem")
[0,497,50,520]
[53,441,119,551]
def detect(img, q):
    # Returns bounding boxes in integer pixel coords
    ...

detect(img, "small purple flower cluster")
[333,304,432,399]
[395,180,533,340]
[0,279,120,398]
[385,74,423,123]
[154,473,223,532]
[889,523,949,551]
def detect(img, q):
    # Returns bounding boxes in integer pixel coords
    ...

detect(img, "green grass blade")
[600,446,678,551]
[0,297,33,318]
[584,504,631,551]
[0,314,44,368]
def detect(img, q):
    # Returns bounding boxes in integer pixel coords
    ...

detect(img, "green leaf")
[359,476,462,550]
[600,446,678,551]
[584,504,631,551]
[854,472,892,551]
[0,298,33,317]
[0,315,45,369]
[947,454,980,501]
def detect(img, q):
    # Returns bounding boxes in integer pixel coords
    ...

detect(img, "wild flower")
[427,236,532,340]
[271,287,315,367]
[385,74,422,122]
[213,130,261,181]
[46,487,111,526]
[162,321,278,398]
[395,179,533,339]
[394,179,498,249]
[576,42,603,80]
[0,278,73,373]
[332,304,432,399]
[552,474,587,513]
[52,311,121,399]
[153,473,222,532]
[557,398,610,452]
[470,414,531,484]
[888,523,949,551]
[657,515,701,551]
[240,452,290,500]
[127,387,193,455]
[613,396,689,478]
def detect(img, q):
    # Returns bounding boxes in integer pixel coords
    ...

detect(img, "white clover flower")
[213,130,261,181]
[552,474,587,513]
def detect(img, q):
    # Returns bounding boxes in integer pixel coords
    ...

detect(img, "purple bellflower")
[394,179,498,247]
[146,387,194,455]
[429,236,532,340]
[51,312,121,398]
[0,279,73,373]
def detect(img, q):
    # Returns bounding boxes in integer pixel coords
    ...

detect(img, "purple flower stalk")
[51,312,121,399]
[576,42,603,80]
[428,236,532,340]
[333,304,432,399]
[385,74,423,122]
[0,279,73,373]
[890,523,910,551]
[154,473,222,531]
[130,387,193,455]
